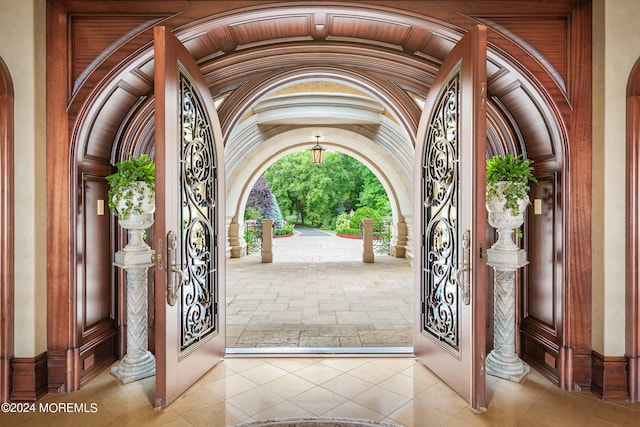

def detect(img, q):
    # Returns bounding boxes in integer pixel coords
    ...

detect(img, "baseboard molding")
[591,350,629,400]
[1,356,11,402]
[10,352,47,402]
[626,354,639,402]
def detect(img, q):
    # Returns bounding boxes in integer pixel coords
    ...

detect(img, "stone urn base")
[486,350,530,383]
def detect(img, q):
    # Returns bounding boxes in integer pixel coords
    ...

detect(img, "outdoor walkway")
[226,227,413,349]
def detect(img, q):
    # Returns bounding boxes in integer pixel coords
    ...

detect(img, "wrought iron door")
[414,24,488,410]
[153,26,226,408]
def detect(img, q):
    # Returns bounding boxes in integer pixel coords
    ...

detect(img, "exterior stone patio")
[226,230,413,349]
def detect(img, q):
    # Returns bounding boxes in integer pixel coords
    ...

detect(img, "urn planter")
[486,181,529,252]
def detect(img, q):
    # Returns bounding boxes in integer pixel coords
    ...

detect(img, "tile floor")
[4,356,640,426]
[5,232,639,426]
[226,233,413,349]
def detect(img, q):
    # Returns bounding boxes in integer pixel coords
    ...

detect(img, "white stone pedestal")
[485,248,530,382]
[111,213,156,384]
[485,198,531,383]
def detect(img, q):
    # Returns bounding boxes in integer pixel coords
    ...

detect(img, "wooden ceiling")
[53,1,589,174]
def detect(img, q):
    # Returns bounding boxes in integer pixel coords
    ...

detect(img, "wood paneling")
[480,15,569,89]
[10,353,47,402]
[592,351,629,401]
[524,176,559,329]
[77,175,118,385]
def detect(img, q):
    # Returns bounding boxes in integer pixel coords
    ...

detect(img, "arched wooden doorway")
[626,57,640,402]
[45,1,592,399]
[0,56,14,403]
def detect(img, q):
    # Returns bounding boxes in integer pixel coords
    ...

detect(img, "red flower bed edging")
[337,233,362,239]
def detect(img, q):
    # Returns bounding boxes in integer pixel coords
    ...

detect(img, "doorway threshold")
[225,346,414,358]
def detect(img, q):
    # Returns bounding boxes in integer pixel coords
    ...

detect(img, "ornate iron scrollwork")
[421,74,461,350]
[178,72,217,351]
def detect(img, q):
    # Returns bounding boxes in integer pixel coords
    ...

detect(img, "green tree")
[263,150,390,228]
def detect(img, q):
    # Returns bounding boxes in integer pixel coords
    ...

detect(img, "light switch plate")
[534,198,542,215]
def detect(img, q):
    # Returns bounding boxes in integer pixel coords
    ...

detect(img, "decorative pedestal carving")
[111,213,156,384]
[485,205,530,382]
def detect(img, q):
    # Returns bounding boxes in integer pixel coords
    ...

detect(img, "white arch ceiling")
[225,83,416,257]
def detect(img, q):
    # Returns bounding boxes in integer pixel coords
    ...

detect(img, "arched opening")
[228,148,412,350]
[625,56,640,402]
[0,55,14,403]
[46,2,590,397]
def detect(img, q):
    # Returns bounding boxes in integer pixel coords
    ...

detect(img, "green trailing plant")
[486,153,537,216]
[106,153,155,219]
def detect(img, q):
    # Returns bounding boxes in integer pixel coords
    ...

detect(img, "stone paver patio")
[226,229,413,349]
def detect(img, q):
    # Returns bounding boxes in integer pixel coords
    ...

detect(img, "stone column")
[261,219,273,263]
[390,221,407,258]
[229,221,246,258]
[362,219,374,263]
[485,206,530,382]
[111,213,156,384]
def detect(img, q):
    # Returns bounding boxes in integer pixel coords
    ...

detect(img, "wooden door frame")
[0,56,14,403]
[626,57,640,402]
[44,0,591,397]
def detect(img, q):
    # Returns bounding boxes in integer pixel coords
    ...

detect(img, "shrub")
[349,207,382,229]
[274,221,295,236]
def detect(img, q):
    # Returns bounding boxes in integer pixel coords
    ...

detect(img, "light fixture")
[310,135,326,164]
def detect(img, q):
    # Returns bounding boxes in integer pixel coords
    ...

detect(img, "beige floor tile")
[225,386,285,416]
[252,400,315,420]
[321,400,386,421]
[320,373,374,399]
[238,363,289,385]
[260,374,316,399]
[288,386,347,416]
[387,399,455,427]
[204,373,260,399]
[351,386,411,416]
[293,362,344,384]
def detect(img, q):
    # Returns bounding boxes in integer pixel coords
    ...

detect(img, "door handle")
[166,230,184,306]
[456,229,471,305]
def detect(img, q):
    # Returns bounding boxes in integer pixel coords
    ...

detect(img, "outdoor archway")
[226,128,412,260]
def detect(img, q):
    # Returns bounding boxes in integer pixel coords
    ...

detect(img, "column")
[362,219,374,263]
[111,213,156,384]
[485,222,530,382]
[261,219,273,263]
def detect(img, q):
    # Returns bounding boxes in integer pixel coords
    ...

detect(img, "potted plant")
[486,153,537,217]
[486,153,537,246]
[106,153,155,219]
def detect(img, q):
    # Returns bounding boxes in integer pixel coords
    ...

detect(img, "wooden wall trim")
[10,352,47,402]
[626,56,640,403]
[46,0,80,392]
[0,55,15,403]
[591,351,629,401]
[563,0,593,391]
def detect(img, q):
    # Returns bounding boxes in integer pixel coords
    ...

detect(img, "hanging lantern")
[310,135,325,164]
